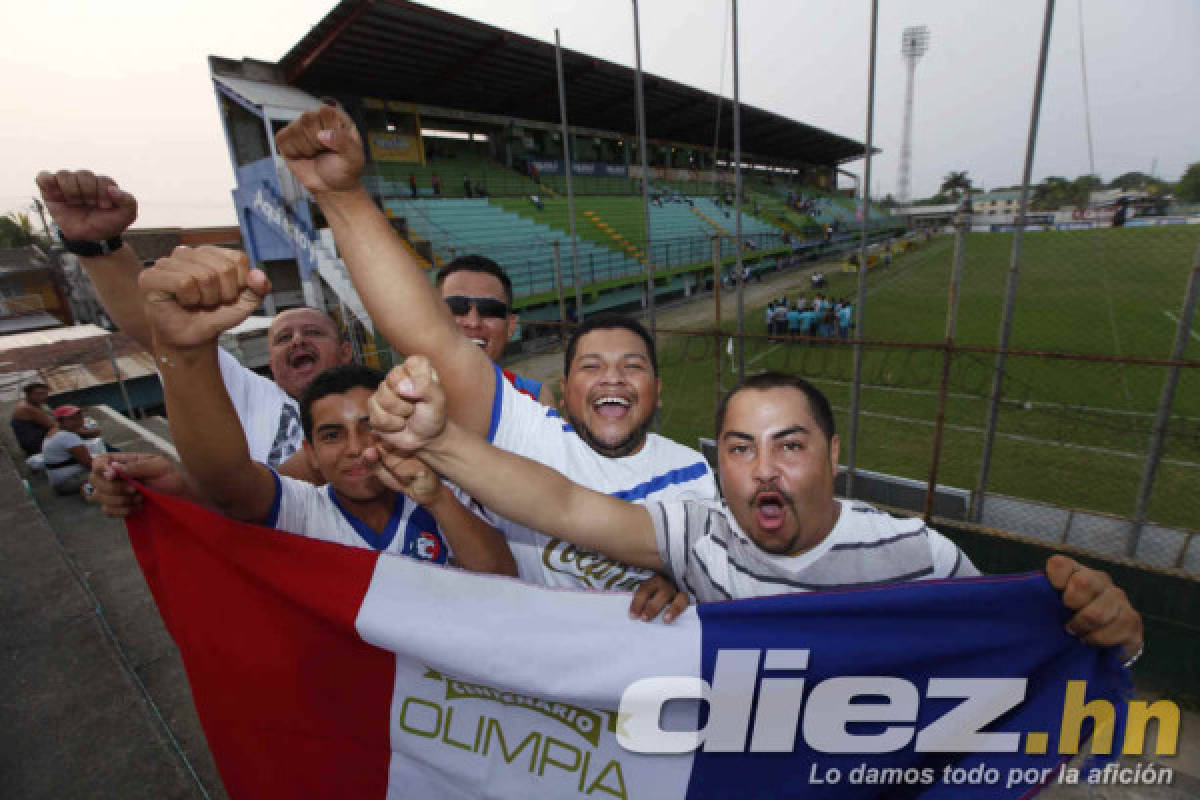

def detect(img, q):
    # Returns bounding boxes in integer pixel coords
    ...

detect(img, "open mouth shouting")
[752,489,792,533]
[469,337,488,349]
[592,394,633,420]
[288,348,319,374]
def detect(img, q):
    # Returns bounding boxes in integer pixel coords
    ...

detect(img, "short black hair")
[564,314,658,376]
[23,382,49,397]
[715,372,836,443]
[299,364,385,441]
[435,255,514,307]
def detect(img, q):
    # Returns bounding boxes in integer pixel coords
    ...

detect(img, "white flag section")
[128,488,1128,800]
[360,557,698,799]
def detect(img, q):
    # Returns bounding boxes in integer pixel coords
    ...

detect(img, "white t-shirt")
[42,430,89,488]
[649,498,979,603]
[265,471,452,563]
[485,363,718,590]
[217,348,302,467]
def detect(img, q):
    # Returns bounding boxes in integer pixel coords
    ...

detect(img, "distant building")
[970,190,1022,216]
[0,246,71,335]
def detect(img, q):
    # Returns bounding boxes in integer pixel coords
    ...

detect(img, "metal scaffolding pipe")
[844,0,879,500]
[972,0,1056,522]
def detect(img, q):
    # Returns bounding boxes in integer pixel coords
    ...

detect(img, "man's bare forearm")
[316,188,494,436]
[419,422,663,571]
[157,343,275,521]
[81,243,153,349]
[423,488,517,577]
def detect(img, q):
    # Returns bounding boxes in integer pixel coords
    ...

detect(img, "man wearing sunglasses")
[434,255,554,406]
[274,103,717,622]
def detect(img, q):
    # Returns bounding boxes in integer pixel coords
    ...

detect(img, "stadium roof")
[279,0,870,166]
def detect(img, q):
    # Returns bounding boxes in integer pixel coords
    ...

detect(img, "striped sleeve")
[648,501,693,585]
[929,528,980,578]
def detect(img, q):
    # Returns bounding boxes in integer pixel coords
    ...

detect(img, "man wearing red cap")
[41,406,97,495]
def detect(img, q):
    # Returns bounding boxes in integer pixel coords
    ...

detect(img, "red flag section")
[126,488,396,799]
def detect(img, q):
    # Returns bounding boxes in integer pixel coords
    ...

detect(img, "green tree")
[1176,162,1200,202]
[939,171,972,199]
[0,212,35,248]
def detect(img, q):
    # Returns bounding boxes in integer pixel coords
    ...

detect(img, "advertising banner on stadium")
[570,162,628,177]
[233,157,319,279]
[529,158,564,175]
[128,489,1148,800]
[367,131,424,164]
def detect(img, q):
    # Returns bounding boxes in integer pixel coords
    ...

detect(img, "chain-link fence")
[642,223,1200,575]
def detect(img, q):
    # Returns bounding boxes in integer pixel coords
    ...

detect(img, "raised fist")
[36,170,137,242]
[368,355,447,456]
[139,246,270,349]
[275,103,365,195]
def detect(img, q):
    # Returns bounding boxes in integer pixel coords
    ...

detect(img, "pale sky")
[4,0,1197,229]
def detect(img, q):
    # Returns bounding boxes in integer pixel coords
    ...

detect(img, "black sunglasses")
[444,295,509,319]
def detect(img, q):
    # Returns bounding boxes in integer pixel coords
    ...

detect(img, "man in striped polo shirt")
[369,362,1144,664]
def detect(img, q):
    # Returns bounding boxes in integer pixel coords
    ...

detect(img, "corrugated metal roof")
[0,324,110,351]
[272,0,871,166]
[0,313,62,336]
[213,74,324,116]
[40,352,158,394]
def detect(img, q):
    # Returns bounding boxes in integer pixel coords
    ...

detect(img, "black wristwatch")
[59,234,125,258]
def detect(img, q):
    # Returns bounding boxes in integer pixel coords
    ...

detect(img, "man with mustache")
[272,104,717,620]
[368,360,1145,664]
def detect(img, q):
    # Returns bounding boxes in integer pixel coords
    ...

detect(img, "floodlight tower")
[896,25,929,206]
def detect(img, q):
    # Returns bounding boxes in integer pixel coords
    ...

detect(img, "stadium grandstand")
[208,0,898,351]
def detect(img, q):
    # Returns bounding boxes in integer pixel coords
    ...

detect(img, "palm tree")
[939,171,972,200]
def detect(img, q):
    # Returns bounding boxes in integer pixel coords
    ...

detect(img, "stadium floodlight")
[896,25,929,206]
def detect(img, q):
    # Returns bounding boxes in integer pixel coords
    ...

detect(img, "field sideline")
[650,224,1200,532]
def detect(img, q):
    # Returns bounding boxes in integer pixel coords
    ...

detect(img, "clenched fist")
[36,170,137,242]
[367,355,447,456]
[275,102,365,196]
[139,247,270,350]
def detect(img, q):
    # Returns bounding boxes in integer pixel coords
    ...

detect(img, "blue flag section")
[689,574,1132,799]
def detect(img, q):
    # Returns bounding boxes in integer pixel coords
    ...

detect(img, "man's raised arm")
[140,247,278,523]
[274,104,495,437]
[368,357,664,573]
[36,170,151,348]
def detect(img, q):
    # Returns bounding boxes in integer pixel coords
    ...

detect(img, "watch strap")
[60,234,124,258]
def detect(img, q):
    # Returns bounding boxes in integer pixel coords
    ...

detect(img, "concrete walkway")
[0,415,225,799]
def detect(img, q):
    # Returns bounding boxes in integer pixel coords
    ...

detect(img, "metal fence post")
[554,29,584,324]
[713,235,723,415]
[845,0,879,501]
[972,0,1056,523]
[1127,252,1200,556]
[552,239,567,345]
[924,197,971,521]
[632,0,655,339]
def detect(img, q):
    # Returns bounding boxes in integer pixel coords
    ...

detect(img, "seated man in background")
[11,382,58,457]
[133,250,515,576]
[41,406,100,495]
[368,359,1143,666]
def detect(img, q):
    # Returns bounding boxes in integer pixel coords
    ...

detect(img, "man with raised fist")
[133,246,514,575]
[273,103,714,621]
[35,170,351,472]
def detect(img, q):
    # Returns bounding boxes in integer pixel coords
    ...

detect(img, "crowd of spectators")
[765,293,855,340]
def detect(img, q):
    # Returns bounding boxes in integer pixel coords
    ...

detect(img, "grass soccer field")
[651,225,1200,532]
